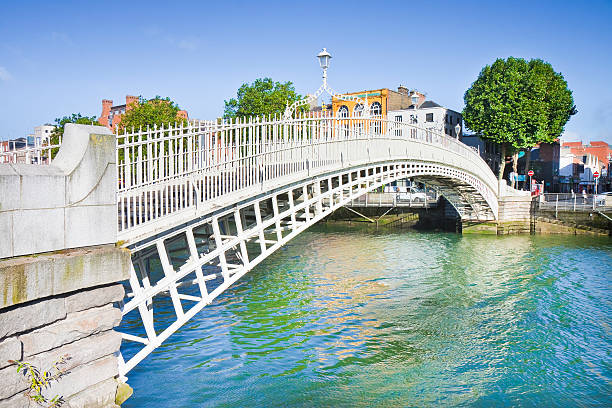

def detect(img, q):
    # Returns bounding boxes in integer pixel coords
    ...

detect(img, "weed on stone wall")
[8,354,70,407]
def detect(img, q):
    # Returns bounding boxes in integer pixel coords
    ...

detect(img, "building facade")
[460,134,501,175]
[388,96,462,139]
[331,86,422,119]
[98,95,188,132]
[559,141,611,193]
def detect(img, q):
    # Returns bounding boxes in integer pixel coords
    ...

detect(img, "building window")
[338,105,349,118]
[370,102,382,117]
[445,114,449,123]
[353,103,364,117]
[394,115,402,136]
[426,113,434,122]
[410,114,417,124]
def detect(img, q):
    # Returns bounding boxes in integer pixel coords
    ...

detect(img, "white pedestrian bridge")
[113,114,509,375]
[1,114,517,377]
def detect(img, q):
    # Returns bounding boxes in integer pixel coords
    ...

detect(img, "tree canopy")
[223,78,304,118]
[48,113,99,158]
[462,57,576,180]
[119,96,186,133]
[50,113,99,144]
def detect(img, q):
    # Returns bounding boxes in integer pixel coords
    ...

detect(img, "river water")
[122,224,611,407]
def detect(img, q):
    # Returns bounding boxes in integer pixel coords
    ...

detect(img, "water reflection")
[123,225,612,408]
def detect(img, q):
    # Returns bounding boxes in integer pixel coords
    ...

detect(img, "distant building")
[525,141,561,192]
[33,124,55,147]
[98,95,189,132]
[388,90,462,139]
[331,85,419,119]
[460,134,501,175]
[559,141,611,193]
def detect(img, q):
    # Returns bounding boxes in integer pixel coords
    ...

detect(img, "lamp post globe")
[317,48,331,70]
[411,93,419,106]
[454,123,461,139]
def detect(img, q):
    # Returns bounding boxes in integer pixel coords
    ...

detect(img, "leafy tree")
[119,96,186,133]
[49,113,100,158]
[50,113,99,144]
[463,57,575,184]
[224,78,304,119]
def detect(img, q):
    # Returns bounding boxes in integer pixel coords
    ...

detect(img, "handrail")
[113,113,500,238]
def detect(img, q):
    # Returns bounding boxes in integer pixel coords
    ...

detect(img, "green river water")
[122,224,611,407]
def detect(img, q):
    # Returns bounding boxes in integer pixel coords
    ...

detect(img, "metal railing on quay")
[349,192,438,208]
[538,193,612,213]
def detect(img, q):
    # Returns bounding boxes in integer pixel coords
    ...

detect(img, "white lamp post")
[454,123,461,139]
[317,48,332,88]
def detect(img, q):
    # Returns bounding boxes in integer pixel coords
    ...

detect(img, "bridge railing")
[116,113,498,239]
[0,142,61,165]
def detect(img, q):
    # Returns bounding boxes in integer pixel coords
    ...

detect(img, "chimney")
[126,95,139,110]
[99,99,113,128]
[397,85,409,95]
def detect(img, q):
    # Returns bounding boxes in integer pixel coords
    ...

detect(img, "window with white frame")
[338,105,349,118]
[370,102,382,116]
[353,103,364,117]
[394,115,402,136]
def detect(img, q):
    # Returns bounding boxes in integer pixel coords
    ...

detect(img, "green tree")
[49,113,100,158]
[223,77,304,119]
[119,96,186,133]
[463,57,575,183]
[50,113,99,144]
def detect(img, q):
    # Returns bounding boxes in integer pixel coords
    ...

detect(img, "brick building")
[559,141,611,193]
[98,95,188,132]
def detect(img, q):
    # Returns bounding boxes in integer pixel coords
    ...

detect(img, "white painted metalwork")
[0,142,61,164]
[116,110,503,377]
[116,114,499,244]
[283,48,372,118]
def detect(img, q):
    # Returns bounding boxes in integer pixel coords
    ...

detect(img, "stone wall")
[0,124,116,259]
[0,125,132,407]
[0,245,130,408]
[496,195,533,234]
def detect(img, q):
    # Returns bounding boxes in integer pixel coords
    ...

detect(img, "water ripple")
[123,226,612,407]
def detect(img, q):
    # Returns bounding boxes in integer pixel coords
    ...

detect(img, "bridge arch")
[116,114,502,376]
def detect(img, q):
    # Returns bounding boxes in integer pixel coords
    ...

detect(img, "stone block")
[71,155,116,207]
[0,164,20,212]
[30,330,121,373]
[16,164,65,210]
[0,391,30,408]
[0,337,22,369]
[20,305,121,356]
[0,297,66,340]
[0,212,13,264]
[0,363,29,400]
[65,284,125,313]
[41,355,118,403]
[65,205,117,250]
[12,208,65,258]
[65,377,119,408]
[0,245,130,309]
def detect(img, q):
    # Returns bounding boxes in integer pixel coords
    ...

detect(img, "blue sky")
[1,0,611,144]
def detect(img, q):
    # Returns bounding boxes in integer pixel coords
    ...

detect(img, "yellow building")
[331,86,425,118]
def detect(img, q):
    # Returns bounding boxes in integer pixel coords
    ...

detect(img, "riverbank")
[323,206,611,236]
